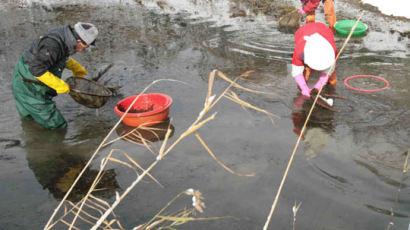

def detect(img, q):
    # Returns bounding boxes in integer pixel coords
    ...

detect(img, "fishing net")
[66,77,112,108]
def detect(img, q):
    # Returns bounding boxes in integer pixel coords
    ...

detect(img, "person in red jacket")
[298,0,336,31]
[292,22,337,98]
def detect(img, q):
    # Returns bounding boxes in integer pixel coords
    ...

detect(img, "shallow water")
[0,1,409,229]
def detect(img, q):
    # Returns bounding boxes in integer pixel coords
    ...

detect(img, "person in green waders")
[12,22,98,129]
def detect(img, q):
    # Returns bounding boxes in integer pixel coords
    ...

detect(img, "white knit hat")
[304,33,335,71]
[74,22,98,46]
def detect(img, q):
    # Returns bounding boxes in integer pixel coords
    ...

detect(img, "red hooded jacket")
[302,0,321,13]
[292,22,337,67]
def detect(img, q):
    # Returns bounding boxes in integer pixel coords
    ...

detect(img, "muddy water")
[0,1,409,229]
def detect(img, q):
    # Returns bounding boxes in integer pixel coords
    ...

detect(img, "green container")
[335,20,368,36]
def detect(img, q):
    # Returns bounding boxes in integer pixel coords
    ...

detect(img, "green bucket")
[334,20,368,36]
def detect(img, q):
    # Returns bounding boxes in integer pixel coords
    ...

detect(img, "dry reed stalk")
[157,120,173,160]
[225,90,280,123]
[49,190,118,229]
[67,150,116,229]
[90,70,275,229]
[263,15,363,230]
[387,149,409,230]
[68,201,101,220]
[120,127,156,151]
[89,194,110,206]
[134,189,224,230]
[403,149,409,173]
[80,200,106,216]
[60,219,81,230]
[238,70,255,77]
[68,208,99,225]
[91,160,160,230]
[108,157,135,170]
[206,69,216,102]
[44,79,182,230]
[161,113,216,158]
[104,123,171,155]
[114,149,163,187]
[60,79,185,230]
[216,70,277,96]
[129,130,156,152]
[48,166,117,229]
[157,215,227,223]
[195,132,255,177]
[292,201,302,230]
[48,199,86,229]
[135,190,187,229]
[143,210,189,230]
[47,70,278,229]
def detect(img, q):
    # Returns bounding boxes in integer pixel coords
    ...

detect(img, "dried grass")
[44,70,278,230]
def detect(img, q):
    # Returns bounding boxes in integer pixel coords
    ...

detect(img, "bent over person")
[12,22,98,129]
[298,0,336,31]
[292,22,337,98]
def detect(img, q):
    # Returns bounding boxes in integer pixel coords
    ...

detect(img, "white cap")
[304,33,335,71]
[74,22,98,46]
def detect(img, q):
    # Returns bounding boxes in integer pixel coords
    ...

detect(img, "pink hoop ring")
[344,75,389,93]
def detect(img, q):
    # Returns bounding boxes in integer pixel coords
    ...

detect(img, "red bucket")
[114,93,173,127]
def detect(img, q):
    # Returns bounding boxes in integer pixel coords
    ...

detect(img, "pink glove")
[313,73,329,90]
[298,9,306,15]
[295,74,311,97]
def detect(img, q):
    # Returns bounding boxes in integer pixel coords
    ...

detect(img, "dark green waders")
[12,55,68,129]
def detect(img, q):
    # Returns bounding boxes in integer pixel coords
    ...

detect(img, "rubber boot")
[324,0,336,32]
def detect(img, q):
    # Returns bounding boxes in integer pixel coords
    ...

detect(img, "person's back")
[291,22,338,98]
[23,26,76,78]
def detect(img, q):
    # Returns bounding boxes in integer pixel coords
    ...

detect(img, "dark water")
[0,1,409,229]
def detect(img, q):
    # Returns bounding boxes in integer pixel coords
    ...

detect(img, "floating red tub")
[114,93,173,127]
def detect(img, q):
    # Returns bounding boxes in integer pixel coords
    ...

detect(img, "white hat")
[304,33,335,71]
[74,22,98,46]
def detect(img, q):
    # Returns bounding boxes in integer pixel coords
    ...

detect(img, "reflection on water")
[116,119,175,145]
[354,159,403,188]
[291,86,336,160]
[22,120,119,202]
[365,204,408,218]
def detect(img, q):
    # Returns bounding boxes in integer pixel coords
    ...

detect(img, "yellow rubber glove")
[35,71,70,94]
[66,57,87,78]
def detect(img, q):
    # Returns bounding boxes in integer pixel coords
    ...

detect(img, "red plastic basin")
[114,93,173,127]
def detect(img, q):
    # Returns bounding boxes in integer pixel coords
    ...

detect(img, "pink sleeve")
[302,0,321,13]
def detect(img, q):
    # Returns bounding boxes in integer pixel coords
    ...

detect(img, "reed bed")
[44,69,277,230]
